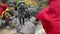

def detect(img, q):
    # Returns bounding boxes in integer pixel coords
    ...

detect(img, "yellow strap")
[5,7,10,12]
[1,11,5,17]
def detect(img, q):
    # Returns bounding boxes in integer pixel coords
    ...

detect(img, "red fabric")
[0,4,8,15]
[1,4,8,9]
[0,7,4,15]
[36,0,60,34]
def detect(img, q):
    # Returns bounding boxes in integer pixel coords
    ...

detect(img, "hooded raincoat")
[36,0,60,34]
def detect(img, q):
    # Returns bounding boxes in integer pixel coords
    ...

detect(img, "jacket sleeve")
[36,6,49,21]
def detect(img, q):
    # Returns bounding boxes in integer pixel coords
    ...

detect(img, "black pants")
[18,14,25,26]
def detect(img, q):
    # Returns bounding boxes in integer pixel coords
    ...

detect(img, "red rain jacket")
[36,0,60,34]
[0,4,8,16]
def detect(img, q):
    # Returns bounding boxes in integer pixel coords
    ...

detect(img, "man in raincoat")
[0,2,11,27]
[36,0,60,34]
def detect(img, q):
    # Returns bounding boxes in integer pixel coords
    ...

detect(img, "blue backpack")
[18,8,23,13]
[18,6,25,13]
